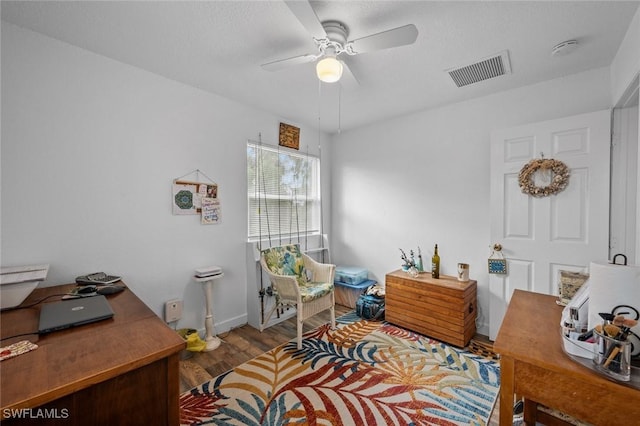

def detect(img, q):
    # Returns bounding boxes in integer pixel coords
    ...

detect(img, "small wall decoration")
[488,258,507,274]
[174,188,194,212]
[172,181,217,215]
[279,122,300,150]
[518,156,570,197]
[201,198,221,225]
[488,243,507,275]
[172,170,220,223]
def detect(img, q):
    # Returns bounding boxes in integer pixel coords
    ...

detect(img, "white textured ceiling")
[2,1,638,133]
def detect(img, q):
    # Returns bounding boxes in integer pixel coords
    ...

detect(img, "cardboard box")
[335,279,376,308]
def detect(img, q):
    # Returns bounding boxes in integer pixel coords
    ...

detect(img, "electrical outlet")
[165,299,183,323]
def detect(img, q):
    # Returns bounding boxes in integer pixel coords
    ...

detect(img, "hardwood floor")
[179,304,351,392]
[178,304,500,425]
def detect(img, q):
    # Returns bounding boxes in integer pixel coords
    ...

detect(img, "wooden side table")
[385,270,476,347]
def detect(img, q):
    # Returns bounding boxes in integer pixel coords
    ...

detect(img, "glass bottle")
[431,244,440,278]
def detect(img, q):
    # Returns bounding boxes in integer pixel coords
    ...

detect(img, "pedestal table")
[194,272,224,351]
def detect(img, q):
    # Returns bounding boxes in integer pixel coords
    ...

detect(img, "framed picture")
[279,122,300,150]
[488,258,507,274]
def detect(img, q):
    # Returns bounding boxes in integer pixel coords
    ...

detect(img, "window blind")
[247,142,321,240]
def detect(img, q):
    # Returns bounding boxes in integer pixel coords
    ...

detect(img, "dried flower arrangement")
[518,158,570,197]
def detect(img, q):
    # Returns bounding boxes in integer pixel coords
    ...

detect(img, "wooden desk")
[494,290,640,425]
[0,283,185,425]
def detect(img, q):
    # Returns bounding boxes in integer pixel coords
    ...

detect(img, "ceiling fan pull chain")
[317,78,322,137]
[338,84,342,134]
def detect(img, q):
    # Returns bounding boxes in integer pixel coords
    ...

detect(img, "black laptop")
[38,295,114,334]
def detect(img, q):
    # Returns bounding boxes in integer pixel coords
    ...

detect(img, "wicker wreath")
[518,158,570,197]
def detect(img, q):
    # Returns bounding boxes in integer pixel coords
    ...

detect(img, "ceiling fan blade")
[284,0,327,39]
[339,61,359,90]
[261,53,317,71]
[349,24,418,54]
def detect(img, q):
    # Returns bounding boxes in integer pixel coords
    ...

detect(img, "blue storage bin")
[334,266,368,285]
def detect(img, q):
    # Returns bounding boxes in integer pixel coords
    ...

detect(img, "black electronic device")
[63,283,125,300]
[78,285,98,294]
[38,295,114,334]
[97,285,125,295]
[76,272,121,285]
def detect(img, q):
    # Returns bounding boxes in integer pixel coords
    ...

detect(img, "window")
[247,142,321,241]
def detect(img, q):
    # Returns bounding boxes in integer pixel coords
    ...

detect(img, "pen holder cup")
[593,330,631,382]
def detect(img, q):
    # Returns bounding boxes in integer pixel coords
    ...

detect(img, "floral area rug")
[180,312,500,425]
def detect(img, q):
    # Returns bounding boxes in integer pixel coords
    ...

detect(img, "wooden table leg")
[499,356,515,426]
[524,398,537,424]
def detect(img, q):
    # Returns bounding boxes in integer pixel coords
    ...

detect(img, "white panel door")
[489,110,611,340]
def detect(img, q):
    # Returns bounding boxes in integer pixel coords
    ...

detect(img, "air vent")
[446,51,511,87]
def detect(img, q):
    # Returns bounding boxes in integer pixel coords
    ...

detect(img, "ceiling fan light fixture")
[316,56,343,83]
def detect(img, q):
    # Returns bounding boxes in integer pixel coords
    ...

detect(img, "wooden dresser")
[0,283,185,425]
[385,270,476,347]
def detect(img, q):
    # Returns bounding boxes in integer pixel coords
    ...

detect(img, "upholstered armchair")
[259,244,336,349]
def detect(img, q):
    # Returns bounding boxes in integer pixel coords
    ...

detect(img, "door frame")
[611,73,639,264]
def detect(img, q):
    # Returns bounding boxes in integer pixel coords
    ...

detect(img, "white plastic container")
[559,280,592,359]
[561,332,595,359]
[0,264,49,309]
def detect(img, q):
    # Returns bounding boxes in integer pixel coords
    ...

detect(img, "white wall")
[611,7,640,105]
[329,67,612,335]
[0,22,331,333]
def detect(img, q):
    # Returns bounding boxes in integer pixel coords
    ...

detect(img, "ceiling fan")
[261,0,419,87]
